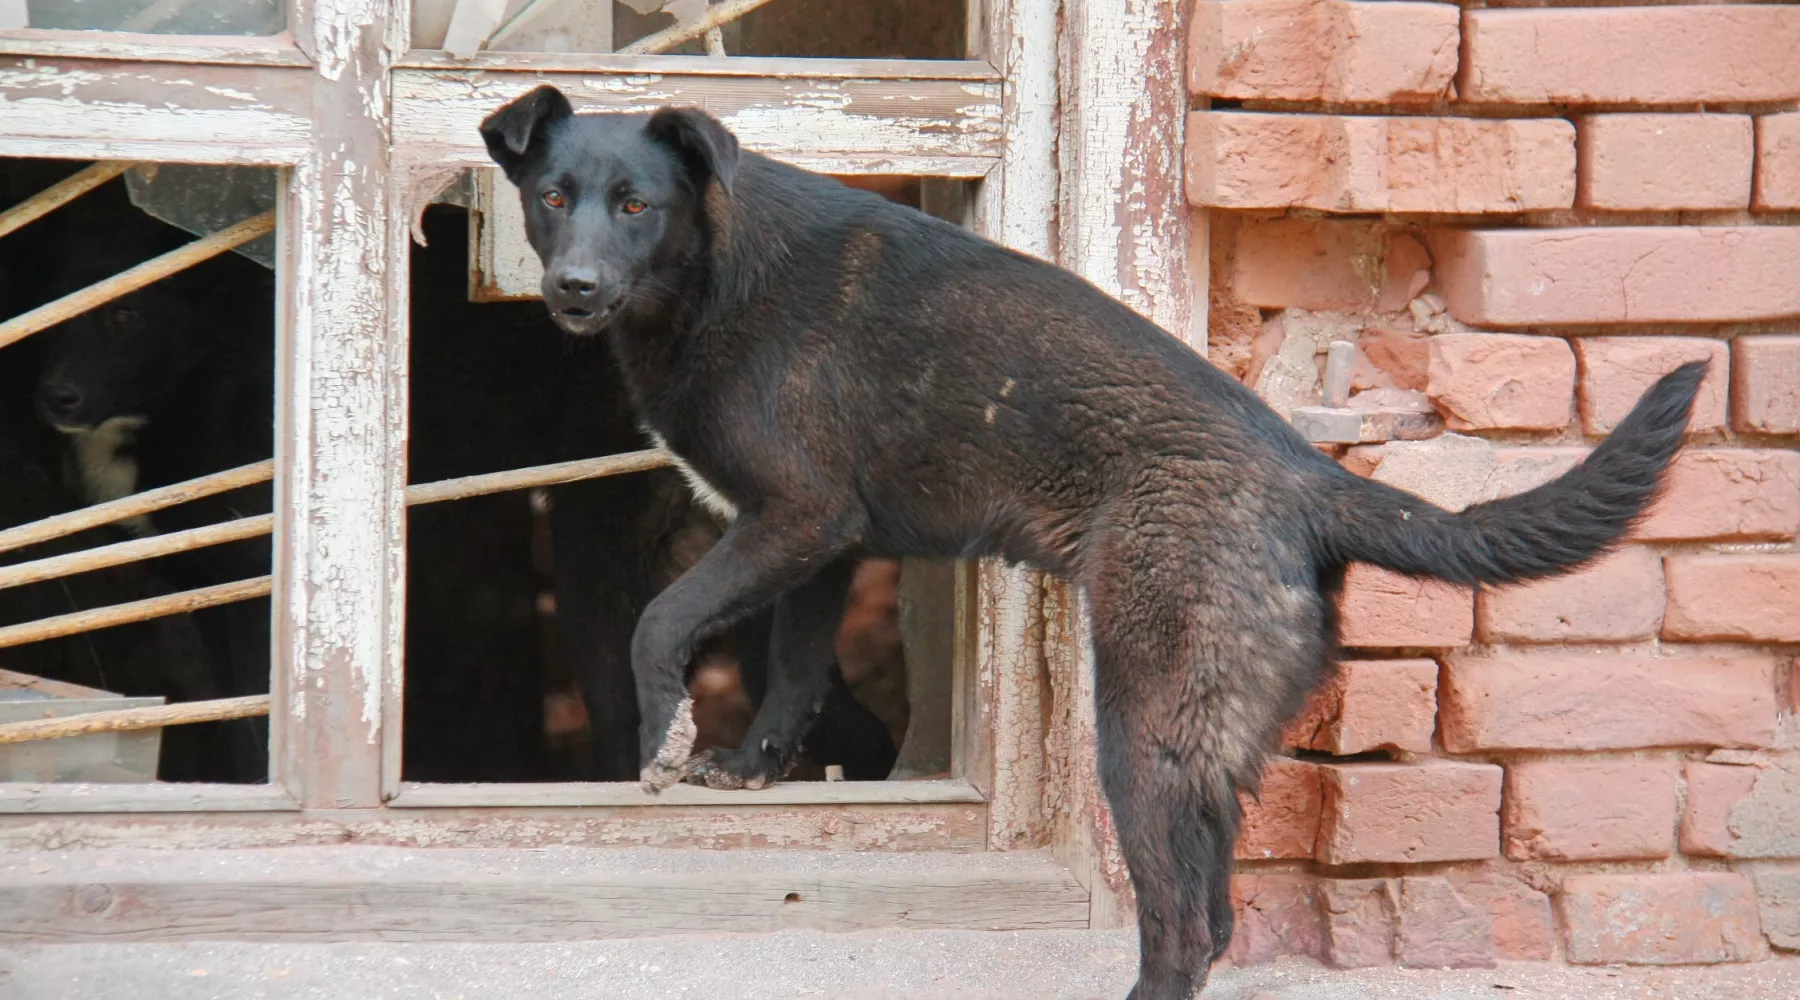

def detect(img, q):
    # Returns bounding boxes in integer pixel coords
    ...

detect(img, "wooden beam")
[616,0,776,54]
[391,64,1003,174]
[0,801,989,849]
[0,57,312,164]
[0,846,1088,940]
[0,30,315,67]
[388,778,986,809]
[274,0,399,811]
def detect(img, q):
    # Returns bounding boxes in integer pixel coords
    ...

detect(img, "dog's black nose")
[555,267,600,299]
[37,381,83,422]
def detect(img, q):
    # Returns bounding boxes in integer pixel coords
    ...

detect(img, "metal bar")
[0,210,276,351]
[0,161,133,241]
[0,460,275,557]
[0,576,271,650]
[0,695,269,746]
[617,0,776,55]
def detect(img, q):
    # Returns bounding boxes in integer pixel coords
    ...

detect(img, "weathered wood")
[0,461,274,557]
[0,696,269,747]
[0,29,314,67]
[274,0,400,811]
[892,560,957,779]
[0,846,1087,941]
[0,577,271,651]
[390,778,985,809]
[0,160,132,240]
[0,211,276,351]
[1043,584,1134,929]
[391,64,1003,174]
[0,58,312,163]
[0,802,989,849]
[616,0,776,54]
[0,784,296,814]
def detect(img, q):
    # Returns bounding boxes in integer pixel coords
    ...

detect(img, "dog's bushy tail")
[1319,361,1706,586]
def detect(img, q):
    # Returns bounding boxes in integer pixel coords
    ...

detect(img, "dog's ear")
[480,86,574,181]
[645,107,740,196]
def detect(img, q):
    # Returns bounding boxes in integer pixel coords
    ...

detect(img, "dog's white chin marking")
[644,428,738,522]
[60,416,154,536]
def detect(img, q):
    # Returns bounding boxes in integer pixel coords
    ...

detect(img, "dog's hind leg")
[1086,538,1328,1000]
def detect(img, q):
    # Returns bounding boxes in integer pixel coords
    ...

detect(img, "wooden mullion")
[273,4,401,810]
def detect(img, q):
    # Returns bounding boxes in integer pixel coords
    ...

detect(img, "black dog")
[481,87,1703,1000]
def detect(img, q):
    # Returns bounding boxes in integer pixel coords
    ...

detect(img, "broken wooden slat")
[0,846,1089,940]
[0,576,271,651]
[0,211,276,351]
[618,0,776,55]
[0,695,269,747]
[0,160,133,241]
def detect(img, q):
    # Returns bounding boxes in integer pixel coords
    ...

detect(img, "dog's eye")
[107,307,137,327]
[541,190,565,209]
[621,197,648,216]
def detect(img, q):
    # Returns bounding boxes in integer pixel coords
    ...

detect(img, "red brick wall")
[1187,0,1800,970]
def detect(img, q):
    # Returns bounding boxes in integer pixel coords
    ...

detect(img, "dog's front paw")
[686,741,792,791]
[638,697,698,793]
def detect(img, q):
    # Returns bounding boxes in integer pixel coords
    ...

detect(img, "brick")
[1682,758,1800,860]
[1429,227,1800,327]
[1356,325,1428,392]
[1361,433,1497,512]
[1664,554,1800,643]
[1226,874,1324,967]
[1755,112,1800,212]
[1427,333,1575,431]
[1477,546,1664,645]
[1385,117,1575,215]
[1637,450,1800,543]
[1226,218,1387,311]
[1479,446,1586,503]
[1504,758,1679,861]
[1756,110,1800,209]
[1237,757,1322,860]
[1758,872,1800,952]
[1440,653,1780,752]
[1320,879,1395,968]
[1189,0,1458,105]
[1461,7,1800,106]
[1187,112,1574,214]
[1395,877,1494,970]
[1338,564,1473,649]
[1577,114,1754,211]
[1283,659,1438,756]
[1317,761,1502,865]
[1559,874,1763,965]
[1187,112,1386,213]
[1450,872,1555,962]
[1733,336,1800,435]
[1573,337,1729,436]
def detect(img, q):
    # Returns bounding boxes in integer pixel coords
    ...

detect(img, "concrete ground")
[4,932,1799,1000]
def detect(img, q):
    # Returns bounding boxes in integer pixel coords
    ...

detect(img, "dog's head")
[34,284,212,434]
[480,86,740,336]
